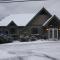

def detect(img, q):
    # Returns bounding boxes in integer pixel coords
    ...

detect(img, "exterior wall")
[27,14,51,26]
[22,12,51,38]
[0,26,24,40]
[43,17,60,39]
[24,16,60,39]
[0,19,60,40]
[23,8,52,39]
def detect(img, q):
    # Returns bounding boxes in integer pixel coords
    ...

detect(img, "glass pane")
[49,28,58,40]
[50,29,53,38]
[54,29,58,39]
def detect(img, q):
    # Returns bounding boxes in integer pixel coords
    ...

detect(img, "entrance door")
[48,28,58,40]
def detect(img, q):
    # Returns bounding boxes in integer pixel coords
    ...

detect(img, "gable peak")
[7,20,17,26]
[39,7,52,16]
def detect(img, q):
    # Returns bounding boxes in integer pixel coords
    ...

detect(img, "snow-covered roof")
[0,0,60,26]
[0,7,51,26]
[0,14,35,26]
[0,7,59,26]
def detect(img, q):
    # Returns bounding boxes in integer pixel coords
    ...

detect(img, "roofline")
[26,7,52,26]
[43,16,53,26]
[7,20,18,26]
[43,15,60,27]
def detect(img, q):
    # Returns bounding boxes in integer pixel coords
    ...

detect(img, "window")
[31,28,38,34]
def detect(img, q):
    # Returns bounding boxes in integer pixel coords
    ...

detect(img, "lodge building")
[0,7,60,40]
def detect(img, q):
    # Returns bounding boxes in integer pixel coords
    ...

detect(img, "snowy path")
[0,40,60,60]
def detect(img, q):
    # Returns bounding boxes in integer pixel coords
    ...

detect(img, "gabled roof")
[26,7,52,26]
[7,21,18,26]
[43,15,60,26]
[0,14,35,26]
[38,7,51,16]
[0,7,60,27]
[0,7,52,26]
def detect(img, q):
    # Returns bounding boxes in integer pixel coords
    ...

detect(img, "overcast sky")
[0,0,60,20]
[0,1,44,19]
[0,0,46,1]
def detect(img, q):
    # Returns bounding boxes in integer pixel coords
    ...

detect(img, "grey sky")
[0,1,44,19]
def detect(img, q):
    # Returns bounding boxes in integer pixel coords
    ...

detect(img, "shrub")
[0,35,12,44]
[29,36,37,41]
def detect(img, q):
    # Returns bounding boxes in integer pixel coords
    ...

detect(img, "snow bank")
[0,50,19,60]
[4,40,60,46]
[0,40,60,60]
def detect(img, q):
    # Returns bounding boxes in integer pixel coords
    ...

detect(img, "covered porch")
[42,15,60,40]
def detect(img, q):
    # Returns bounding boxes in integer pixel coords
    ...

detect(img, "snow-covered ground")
[0,40,60,60]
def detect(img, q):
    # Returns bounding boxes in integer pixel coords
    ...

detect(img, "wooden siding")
[29,14,50,26]
[24,7,52,36]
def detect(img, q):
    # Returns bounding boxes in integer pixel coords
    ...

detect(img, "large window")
[31,28,38,34]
